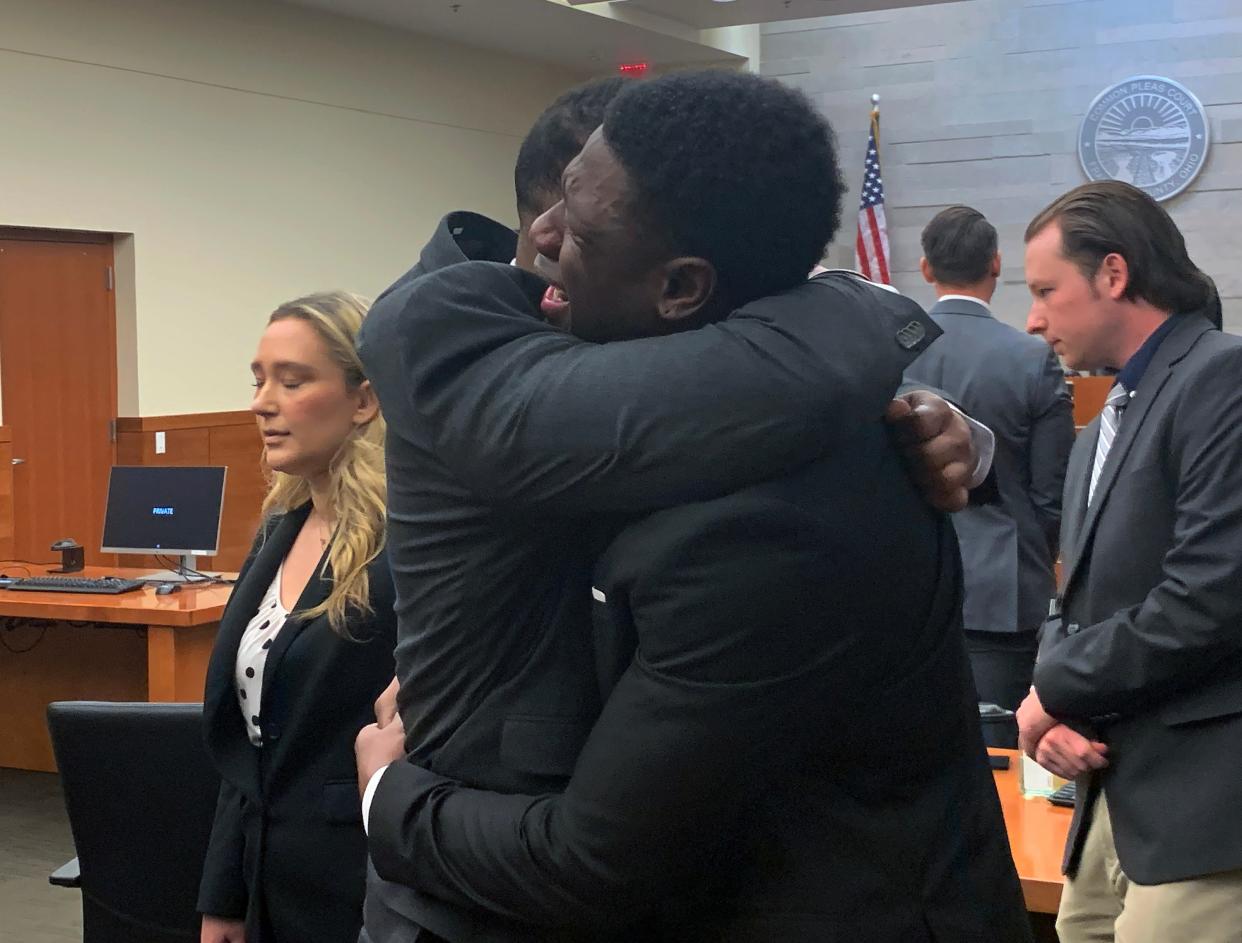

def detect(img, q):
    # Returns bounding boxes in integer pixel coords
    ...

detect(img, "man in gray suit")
[906,206,1073,738]
[1017,181,1242,942]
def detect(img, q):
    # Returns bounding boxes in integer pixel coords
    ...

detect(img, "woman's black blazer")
[197,503,396,943]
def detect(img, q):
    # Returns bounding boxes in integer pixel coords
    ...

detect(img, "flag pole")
[856,93,891,285]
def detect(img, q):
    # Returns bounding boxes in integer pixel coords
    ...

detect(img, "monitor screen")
[100,466,227,555]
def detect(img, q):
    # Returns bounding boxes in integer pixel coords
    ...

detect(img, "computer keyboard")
[6,576,147,595]
[1048,781,1077,807]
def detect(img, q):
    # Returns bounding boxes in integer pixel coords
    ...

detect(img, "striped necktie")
[1088,382,1130,505]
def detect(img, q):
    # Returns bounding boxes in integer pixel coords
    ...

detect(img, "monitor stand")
[136,554,218,584]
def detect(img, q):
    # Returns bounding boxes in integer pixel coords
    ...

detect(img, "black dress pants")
[965,629,1038,748]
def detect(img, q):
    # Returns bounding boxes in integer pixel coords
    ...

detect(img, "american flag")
[855,113,891,284]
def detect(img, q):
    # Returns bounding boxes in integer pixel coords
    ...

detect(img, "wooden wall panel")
[0,621,147,772]
[208,423,265,571]
[115,427,210,467]
[1067,376,1113,432]
[113,411,263,572]
[0,427,12,561]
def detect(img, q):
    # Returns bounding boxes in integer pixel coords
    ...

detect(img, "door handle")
[10,458,23,465]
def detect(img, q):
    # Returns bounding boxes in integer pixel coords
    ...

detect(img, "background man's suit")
[906,297,1073,723]
[368,419,1033,942]
[1036,313,1242,885]
[356,213,945,942]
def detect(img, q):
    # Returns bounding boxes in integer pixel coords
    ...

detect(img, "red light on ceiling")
[618,62,648,76]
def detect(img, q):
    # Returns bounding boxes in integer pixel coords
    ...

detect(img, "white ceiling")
[569,0,951,29]
[280,0,744,72]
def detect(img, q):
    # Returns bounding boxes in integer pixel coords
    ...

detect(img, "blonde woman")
[198,292,396,943]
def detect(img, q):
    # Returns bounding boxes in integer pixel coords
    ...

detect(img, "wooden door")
[0,235,118,564]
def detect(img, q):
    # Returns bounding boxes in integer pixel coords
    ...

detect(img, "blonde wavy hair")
[260,291,386,635]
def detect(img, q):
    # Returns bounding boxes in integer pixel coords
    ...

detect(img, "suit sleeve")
[1036,346,1242,719]
[374,262,930,513]
[1026,348,1074,557]
[197,781,248,918]
[1038,615,1069,661]
[366,506,847,927]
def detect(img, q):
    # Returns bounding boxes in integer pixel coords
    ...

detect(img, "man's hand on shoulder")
[885,390,974,512]
[201,916,246,943]
[374,676,400,729]
[356,719,406,799]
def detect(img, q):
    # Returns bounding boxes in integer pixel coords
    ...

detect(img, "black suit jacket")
[198,503,397,943]
[906,298,1073,632]
[1036,314,1242,884]
[356,214,945,942]
[368,423,1033,942]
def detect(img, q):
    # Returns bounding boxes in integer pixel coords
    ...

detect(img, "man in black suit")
[357,71,1030,943]
[355,75,979,943]
[1016,181,1242,942]
[907,207,1074,738]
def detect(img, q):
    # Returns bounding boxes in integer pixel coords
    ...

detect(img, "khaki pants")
[1057,790,1242,943]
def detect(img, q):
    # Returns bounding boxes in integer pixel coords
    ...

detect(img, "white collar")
[937,294,992,312]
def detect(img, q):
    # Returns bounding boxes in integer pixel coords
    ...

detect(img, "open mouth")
[534,254,571,325]
[540,284,571,324]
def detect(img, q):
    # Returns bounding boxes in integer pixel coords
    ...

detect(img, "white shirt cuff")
[361,765,388,836]
[948,404,995,489]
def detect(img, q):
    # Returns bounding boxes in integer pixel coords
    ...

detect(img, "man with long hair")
[1019,181,1242,943]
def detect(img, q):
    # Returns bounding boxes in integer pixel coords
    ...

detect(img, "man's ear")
[657,257,716,325]
[1098,252,1130,301]
[919,257,935,285]
[991,251,1002,279]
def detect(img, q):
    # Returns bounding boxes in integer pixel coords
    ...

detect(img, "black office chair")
[46,701,220,943]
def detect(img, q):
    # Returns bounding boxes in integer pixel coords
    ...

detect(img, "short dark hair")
[921,205,997,285]
[514,77,629,219]
[1025,181,1210,314]
[602,69,843,307]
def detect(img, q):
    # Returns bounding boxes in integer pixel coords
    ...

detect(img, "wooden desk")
[0,563,233,771]
[0,426,13,560]
[991,748,1072,915]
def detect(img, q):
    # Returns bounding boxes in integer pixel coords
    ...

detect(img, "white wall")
[0,0,583,415]
[764,0,1242,332]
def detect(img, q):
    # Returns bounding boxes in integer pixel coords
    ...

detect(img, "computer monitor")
[101,466,227,581]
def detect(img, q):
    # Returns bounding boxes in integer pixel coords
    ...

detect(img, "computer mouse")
[155,583,180,595]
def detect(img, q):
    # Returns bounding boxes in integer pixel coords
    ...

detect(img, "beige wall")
[765,0,1242,332]
[0,0,582,415]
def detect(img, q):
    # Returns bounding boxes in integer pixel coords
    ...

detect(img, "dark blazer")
[356,214,944,943]
[906,297,1073,633]
[198,503,397,943]
[1035,314,1242,884]
[367,423,1033,943]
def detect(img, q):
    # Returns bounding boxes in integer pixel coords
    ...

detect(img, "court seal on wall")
[1078,75,1210,201]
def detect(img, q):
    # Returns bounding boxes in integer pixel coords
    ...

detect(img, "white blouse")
[234,563,291,746]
